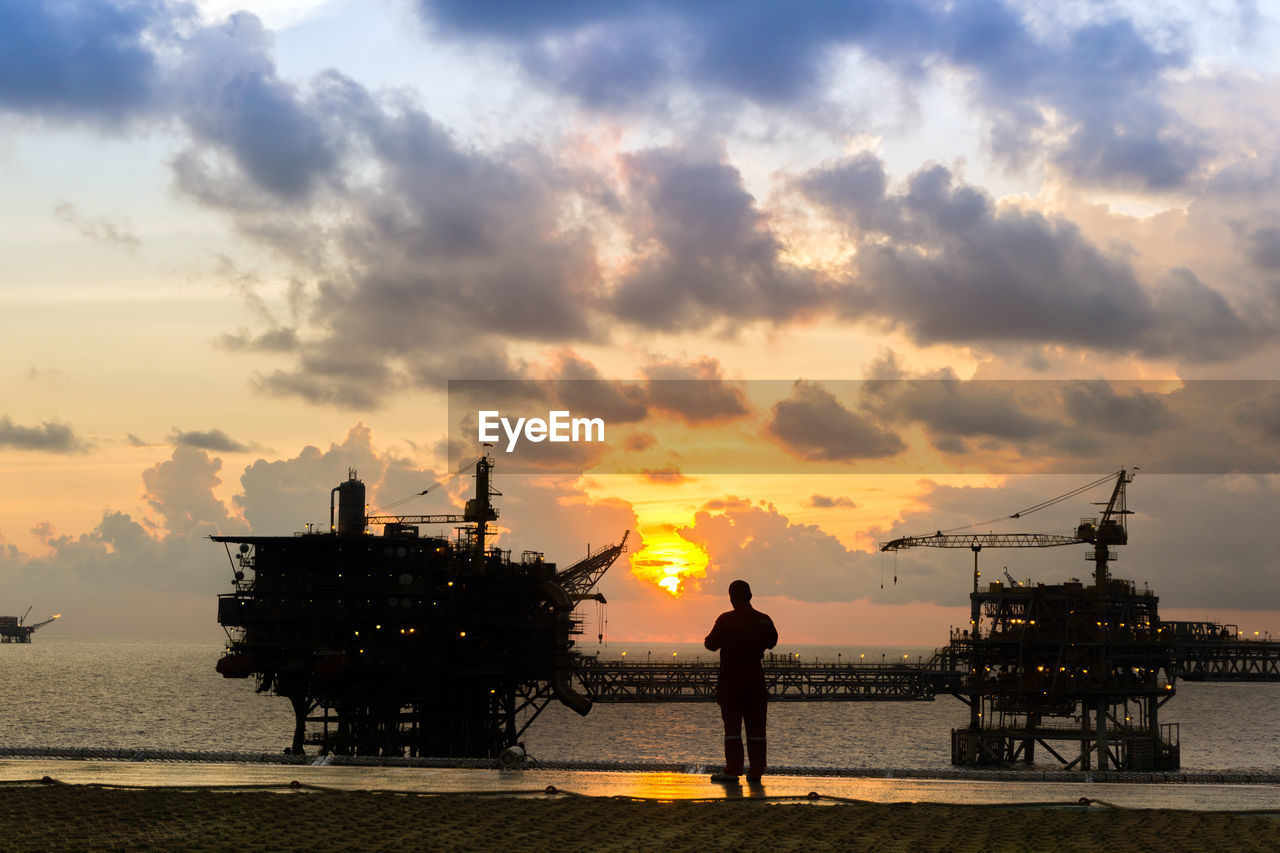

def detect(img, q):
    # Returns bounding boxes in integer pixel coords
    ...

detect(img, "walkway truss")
[572,615,1280,773]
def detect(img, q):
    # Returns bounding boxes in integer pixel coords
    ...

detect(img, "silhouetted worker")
[704,579,777,784]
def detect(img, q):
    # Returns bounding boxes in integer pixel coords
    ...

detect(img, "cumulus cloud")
[0,416,88,453]
[142,445,236,537]
[0,425,637,633]
[679,499,884,603]
[235,423,422,534]
[0,446,245,633]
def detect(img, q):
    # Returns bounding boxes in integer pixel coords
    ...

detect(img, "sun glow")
[630,527,709,597]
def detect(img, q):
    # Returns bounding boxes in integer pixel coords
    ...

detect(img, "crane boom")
[878,469,1133,592]
[880,533,1083,551]
[364,514,466,525]
[557,531,629,601]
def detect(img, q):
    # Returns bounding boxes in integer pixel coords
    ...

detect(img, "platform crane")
[880,469,1134,591]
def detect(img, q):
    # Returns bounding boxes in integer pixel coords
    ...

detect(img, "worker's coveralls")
[704,605,778,777]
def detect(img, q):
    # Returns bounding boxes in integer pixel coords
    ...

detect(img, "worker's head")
[728,579,752,606]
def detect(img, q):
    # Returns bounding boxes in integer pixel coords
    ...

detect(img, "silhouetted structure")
[214,457,626,758]
[0,608,60,644]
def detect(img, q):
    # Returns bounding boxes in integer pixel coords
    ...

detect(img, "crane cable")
[932,470,1123,536]
[368,458,481,515]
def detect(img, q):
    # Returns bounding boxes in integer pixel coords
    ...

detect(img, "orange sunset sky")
[2,0,1279,645]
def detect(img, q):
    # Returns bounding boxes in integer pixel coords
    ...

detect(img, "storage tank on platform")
[333,472,366,536]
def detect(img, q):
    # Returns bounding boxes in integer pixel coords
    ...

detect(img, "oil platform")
[0,608,60,643]
[214,456,627,758]
[884,469,1182,771]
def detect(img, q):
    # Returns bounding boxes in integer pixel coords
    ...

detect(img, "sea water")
[4,637,1280,773]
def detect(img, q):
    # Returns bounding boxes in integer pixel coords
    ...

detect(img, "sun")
[630,526,709,597]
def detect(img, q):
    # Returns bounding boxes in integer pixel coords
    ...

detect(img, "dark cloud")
[764,381,904,462]
[517,16,678,111]
[0,416,87,453]
[865,379,1057,448]
[800,158,1266,361]
[807,495,856,509]
[546,353,649,424]
[967,15,1202,188]
[622,432,657,453]
[186,79,603,406]
[1060,381,1173,436]
[169,428,258,453]
[611,149,828,330]
[0,0,172,124]
[418,0,1203,188]
[7,1,1259,412]
[174,17,351,201]
[636,467,689,485]
[641,357,750,424]
[1247,227,1280,272]
[1233,391,1280,438]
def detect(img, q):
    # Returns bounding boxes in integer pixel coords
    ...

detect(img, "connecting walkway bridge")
[573,636,1280,704]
